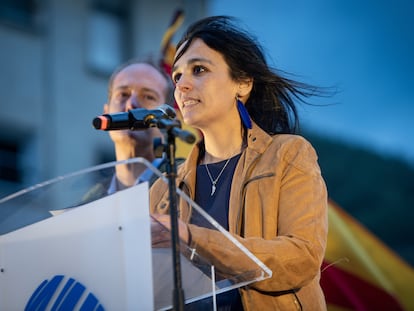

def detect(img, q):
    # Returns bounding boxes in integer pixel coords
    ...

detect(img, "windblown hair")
[174,15,323,135]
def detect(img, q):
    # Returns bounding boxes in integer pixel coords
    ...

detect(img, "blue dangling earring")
[237,98,252,129]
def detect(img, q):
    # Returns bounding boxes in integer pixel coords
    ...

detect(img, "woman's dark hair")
[174,15,323,135]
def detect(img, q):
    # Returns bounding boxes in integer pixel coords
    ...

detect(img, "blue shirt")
[191,153,244,310]
[107,157,165,194]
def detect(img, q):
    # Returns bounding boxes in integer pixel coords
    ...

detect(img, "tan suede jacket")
[150,121,328,310]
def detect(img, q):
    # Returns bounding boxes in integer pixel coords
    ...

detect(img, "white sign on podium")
[0,183,153,310]
[0,157,271,310]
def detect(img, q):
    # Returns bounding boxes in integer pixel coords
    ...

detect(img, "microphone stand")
[156,118,195,311]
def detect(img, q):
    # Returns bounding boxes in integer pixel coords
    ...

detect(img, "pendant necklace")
[204,158,231,196]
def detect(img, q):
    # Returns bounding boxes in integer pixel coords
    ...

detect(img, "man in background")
[103,58,175,191]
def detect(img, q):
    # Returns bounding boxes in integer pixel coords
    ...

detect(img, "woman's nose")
[176,75,192,93]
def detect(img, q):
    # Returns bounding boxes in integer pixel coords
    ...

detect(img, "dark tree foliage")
[304,131,414,266]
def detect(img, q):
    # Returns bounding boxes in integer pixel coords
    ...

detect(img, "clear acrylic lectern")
[0,157,271,310]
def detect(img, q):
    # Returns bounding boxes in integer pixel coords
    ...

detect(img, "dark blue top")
[193,153,241,230]
[189,153,244,311]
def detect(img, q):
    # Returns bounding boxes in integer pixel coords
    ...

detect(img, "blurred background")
[0,0,413,295]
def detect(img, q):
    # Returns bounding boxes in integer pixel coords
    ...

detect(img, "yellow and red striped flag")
[322,200,414,311]
[160,9,185,77]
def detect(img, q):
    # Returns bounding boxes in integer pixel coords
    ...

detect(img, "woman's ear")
[238,78,253,97]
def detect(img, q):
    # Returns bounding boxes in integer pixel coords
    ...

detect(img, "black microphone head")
[157,104,176,118]
[93,106,175,131]
[92,113,130,130]
[92,116,107,130]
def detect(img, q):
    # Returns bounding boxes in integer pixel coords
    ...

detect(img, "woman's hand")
[151,214,189,248]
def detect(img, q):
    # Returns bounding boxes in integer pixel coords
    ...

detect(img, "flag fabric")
[322,200,414,311]
[160,9,185,77]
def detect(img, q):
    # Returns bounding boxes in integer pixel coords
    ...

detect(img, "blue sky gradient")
[208,1,414,165]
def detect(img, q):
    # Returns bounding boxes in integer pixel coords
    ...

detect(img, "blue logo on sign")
[25,275,104,311]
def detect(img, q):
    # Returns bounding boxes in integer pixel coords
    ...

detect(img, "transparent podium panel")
[0,157,271,311]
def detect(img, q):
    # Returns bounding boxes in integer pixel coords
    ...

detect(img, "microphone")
[92,104,176,131]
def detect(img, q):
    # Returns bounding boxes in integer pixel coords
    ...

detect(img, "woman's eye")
[193,65,205,75]
[172,65,206,83]
[172,73,181,83]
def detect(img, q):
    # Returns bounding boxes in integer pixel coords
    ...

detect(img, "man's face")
[105,63,169,147]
